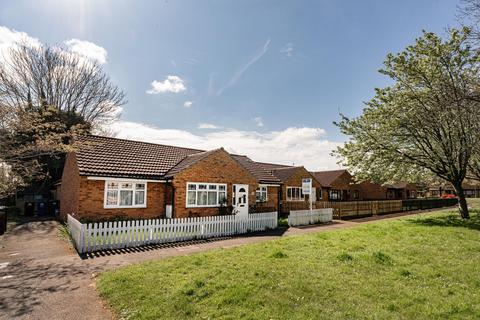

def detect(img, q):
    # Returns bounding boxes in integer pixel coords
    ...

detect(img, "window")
[104,180,147,208]
[186,183,227,207]
[316,188,323,200]
[287,187,304,201]
[352,190,359,200]
[256,186,268,202]
[329,189,342,200]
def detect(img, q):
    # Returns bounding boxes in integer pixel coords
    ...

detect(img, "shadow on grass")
[80,227,289,259]
[407,213,480,231]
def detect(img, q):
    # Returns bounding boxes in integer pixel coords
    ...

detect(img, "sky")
[0,0,460,170]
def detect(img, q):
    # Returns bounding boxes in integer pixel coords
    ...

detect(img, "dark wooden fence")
[402,198,458,211]
[278,198,458,219]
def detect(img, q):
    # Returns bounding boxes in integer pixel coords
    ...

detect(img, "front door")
[233,184,249,217]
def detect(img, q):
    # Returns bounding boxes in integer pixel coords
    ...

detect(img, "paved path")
[0,209,440,320]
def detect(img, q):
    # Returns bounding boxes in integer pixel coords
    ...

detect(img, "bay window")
[256,185,268,202]
[104,180,147,208]
[187,183,227,207]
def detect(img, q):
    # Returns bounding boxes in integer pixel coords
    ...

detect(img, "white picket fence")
[288,208,333,227]
[67,212,278,254]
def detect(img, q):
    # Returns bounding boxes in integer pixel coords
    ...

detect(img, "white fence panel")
[67,211,277,254]
[288,208,333,227]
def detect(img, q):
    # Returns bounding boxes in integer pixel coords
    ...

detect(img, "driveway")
[0,210,435,319]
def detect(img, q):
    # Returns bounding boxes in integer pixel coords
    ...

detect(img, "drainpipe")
[171,183,175,218]
[278,186,282,216]
[165,180,175,218]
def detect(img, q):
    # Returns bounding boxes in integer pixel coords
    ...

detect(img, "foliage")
[458,0,480,46]
[98,206,480,319]
[334,28,480,218]
[0,41,126,197]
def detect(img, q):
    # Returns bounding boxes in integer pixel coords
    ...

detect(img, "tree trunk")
[452,183,470,219]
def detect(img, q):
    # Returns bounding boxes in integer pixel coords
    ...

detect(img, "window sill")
[186,205,221,208]
[104,205,147,209]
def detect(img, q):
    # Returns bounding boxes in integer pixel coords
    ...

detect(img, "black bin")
[37,202,47,216]
[0,207,6,235]
[25,202,35,216]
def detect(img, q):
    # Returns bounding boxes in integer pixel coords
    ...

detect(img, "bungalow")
[311,169,418,201]
[58,135,281,222]
[427,182,480,198]
[265,165,324,214]
[358,181,418,200]
[311,170,360,201]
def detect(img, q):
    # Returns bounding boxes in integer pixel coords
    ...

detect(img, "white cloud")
[0,26,108,66]
[0,25,41,58]
[109,120,342,170]
[253,116,264,127]
[217,38,270,95]
[184,101,193,108]
[64,39,108,64]
[146,75,186,94]
[198,123,220,129]
[280,42,294,57]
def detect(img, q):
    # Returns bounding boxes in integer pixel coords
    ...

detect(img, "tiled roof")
[74,135,284,183]
[254,161,293,171]
[164,149,222,178]
[310,169,348,187]
[75,135,203,179]
[270,166,303,182]
[385,182,409,189]
[231,155,281,184]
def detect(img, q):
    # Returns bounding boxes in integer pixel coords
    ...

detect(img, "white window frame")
[286,186,304,201]
[329,189,342,200]
[104,180,147,209]
[186,182,227,208]
[256,185,268,203]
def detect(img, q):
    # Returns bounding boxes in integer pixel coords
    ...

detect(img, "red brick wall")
[172,149,258,218]
[59,153,80,221]
[282,168,323,203]
[75,177,167,222]
[254,185,279,211]
[329,171,360,201]
[358,181,389,200]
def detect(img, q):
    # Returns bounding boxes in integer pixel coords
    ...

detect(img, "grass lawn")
[97,204,480,319]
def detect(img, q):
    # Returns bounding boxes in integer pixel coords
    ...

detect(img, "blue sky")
[0,0,460,169]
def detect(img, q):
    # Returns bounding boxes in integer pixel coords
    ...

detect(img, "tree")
[458,0,480,45]
[334,28,480,219]
[0,42,127,198]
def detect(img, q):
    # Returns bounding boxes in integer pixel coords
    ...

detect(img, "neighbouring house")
[311,169,418,201]
[358,181,419,200]
[266,166,324,214]
[311,170,361,201]
[58,135,282,222]
[427,182,480,198]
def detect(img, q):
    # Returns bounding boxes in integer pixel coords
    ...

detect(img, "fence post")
[79,223,86,254]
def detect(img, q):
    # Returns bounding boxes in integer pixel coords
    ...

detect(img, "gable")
[283,167,321,187]
[311,169,349,187]
[171,148,258,182]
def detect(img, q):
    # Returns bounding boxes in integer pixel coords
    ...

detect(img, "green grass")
[97,205,480,320]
